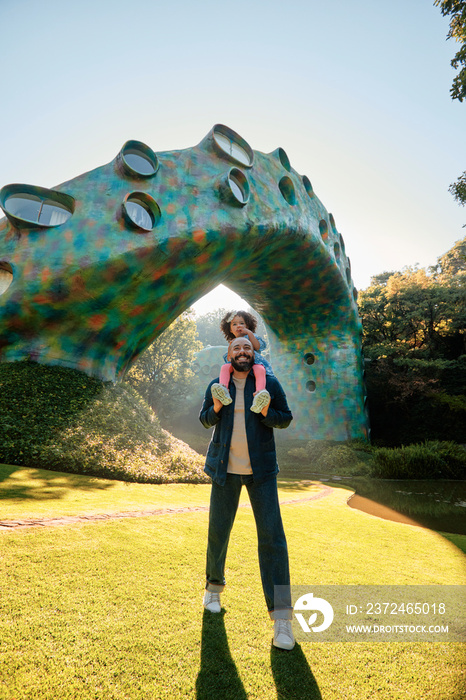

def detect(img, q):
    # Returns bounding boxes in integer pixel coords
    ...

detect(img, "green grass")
[0,464,324,519]
[1,466,465,699]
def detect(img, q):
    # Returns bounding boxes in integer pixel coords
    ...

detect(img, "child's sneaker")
[250,389,271,413]
[211,383,232,405]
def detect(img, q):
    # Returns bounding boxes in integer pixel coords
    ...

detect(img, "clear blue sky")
[0,0,464,313]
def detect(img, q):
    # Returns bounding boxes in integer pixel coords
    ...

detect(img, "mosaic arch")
[0,124,368,440]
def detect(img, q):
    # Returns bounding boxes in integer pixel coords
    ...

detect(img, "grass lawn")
[0,464,465,699]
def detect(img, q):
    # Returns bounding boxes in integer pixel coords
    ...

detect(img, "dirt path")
[0,485,334,531]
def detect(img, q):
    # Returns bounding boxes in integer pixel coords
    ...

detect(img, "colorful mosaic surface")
[0,125,368,440]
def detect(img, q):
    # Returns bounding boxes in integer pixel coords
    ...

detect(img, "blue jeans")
[205,474,292,619]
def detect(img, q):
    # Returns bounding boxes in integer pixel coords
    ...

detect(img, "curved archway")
[0,125,367,440]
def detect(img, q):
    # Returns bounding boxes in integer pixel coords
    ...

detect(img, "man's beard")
[230,355,254,372]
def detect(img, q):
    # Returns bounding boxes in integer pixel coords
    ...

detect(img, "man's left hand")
[253,390,271,417]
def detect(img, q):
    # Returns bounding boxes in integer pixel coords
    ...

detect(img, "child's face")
[230,315,247,337]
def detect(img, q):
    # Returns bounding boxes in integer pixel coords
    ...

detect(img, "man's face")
[228,337,254,372]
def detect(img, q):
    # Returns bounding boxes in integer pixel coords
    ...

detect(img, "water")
[339,478,466,535]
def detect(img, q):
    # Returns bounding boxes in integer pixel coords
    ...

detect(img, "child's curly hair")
[220,310,257,341]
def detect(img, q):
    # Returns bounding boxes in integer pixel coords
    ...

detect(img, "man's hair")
[220,310,258,341]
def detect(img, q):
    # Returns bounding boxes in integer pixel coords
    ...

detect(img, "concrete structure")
[0,125,368,440]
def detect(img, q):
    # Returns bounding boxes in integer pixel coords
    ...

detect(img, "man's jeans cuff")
[206,581,225,593]
[269,607,293,620]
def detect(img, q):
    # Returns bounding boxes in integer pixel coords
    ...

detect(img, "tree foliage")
[435,0,466,101]
[125,312,201,418]
[359,257,466,361]
[194,308,229,347]
[449,170,466,207]
[358,238,466,445]
[430,235,466,276]
[435,1,466,209]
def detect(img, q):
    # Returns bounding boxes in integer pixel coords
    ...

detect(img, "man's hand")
[253,390,271,417]
[213,396,224,413]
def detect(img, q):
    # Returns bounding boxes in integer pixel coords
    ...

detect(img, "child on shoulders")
[211,310,273,414]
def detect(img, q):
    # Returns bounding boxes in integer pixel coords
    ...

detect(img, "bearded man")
[199,335,295,650]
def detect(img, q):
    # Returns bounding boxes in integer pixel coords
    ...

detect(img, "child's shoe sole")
[211,383,233,405]
[250,389,271,413]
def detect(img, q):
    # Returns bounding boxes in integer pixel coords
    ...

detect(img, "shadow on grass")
[0,463,114,501]
[271,642,323,699]
[277,478,326,492]
[196,609,323,699]
[196,609,248,699]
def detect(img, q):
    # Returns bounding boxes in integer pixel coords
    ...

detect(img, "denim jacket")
[199,372,293,485]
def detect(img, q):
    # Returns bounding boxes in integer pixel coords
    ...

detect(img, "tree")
[449,171,466,207]
[194,308,229,347]
[435,0,466,101]
[125,311,202,418]
[359,263,465,360]
[435,1,466,207]
[358,238,466,445]
[430,235,466,276]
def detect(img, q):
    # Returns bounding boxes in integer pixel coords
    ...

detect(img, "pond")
[329,477,466,535]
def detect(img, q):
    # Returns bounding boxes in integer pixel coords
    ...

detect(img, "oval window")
[119,140,159,178]
[319,219,329,242]
[212,124,254,167]
[0,262,13,295]
[227,168,250,205]
[122,192,161,232]
[302,176,314,198]
[0,184,74,229]
[278,147,291,171]
[279,176,296,205]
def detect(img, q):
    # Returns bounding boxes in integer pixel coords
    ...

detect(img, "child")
[211,310,273,413]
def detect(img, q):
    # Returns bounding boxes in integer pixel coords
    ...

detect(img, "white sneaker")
[211,383,232,406]
[273,619,295,650]
[203,590,221,613]
[250,389,271,413]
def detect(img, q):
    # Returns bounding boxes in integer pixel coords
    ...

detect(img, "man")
[199,335,295,650]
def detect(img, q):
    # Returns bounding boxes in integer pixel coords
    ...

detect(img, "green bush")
[371,441,466,480]
[0,360,207,484]
[279,439,373,477]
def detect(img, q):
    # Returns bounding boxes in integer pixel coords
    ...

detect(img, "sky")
[0,0,464,316]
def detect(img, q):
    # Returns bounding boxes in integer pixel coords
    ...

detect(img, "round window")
[306,380,316,393]
[0,184,74,229]
[212,124,254,167]
[122,192,161,232]
[119,140,159,178]
[303,352,315,365]
[227,168,250,205]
